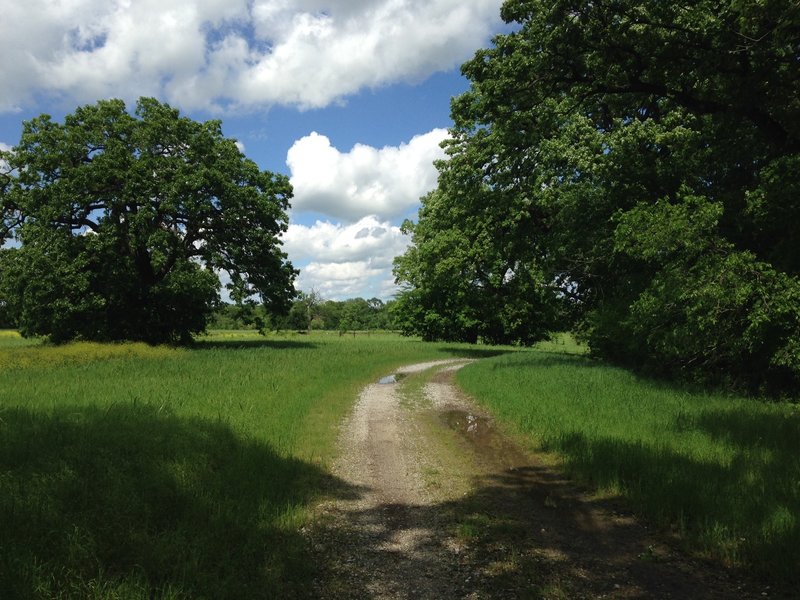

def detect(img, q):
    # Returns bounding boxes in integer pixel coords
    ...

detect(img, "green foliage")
[207,302,268,331]
[0,98,296,344]
[209,293,398,333]
[458,347,800,584]
[396,0,800,392]
[286,298,311,331]
[393,184,562,345]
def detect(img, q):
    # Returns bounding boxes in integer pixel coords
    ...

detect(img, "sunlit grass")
[457,344,800,583]
[0,329,40,350]
[0,331,486,598]
[0,340,183,371]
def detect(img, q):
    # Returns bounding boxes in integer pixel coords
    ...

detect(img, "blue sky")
[0,0,505,301]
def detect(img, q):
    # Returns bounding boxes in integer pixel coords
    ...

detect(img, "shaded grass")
[457,345,800,584]
[0,331,488,598]
[0,404,347,598]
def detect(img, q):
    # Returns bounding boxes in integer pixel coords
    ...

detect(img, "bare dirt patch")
[307,361,767,599]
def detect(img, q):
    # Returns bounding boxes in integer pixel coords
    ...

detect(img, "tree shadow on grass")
[0,404,357,599]
[692,405,800,449]
[482,351,603,370]
[191,338,318,351]
[436,346,511,359]
[553,427,800,589]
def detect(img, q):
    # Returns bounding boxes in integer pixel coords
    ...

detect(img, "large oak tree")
[395,0,800,392]
[0,98,296,343]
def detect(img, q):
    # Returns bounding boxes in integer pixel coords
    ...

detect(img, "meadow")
[2,328,797,596]
[0,330,487,599]
[457,343,800,584]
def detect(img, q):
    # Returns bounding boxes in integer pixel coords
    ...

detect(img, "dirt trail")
[308,361,764,599]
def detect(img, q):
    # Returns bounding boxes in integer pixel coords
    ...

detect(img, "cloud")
[287,129,447,221]
[0,142,12,173]
[0,0,503,113]
[295,261,399,301]
[283,215,409,265]
[283,127,447,297]
[282,215,409,299]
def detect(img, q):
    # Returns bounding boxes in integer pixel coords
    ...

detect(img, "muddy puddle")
[442,410,494,442]
[378,373,407,384]
[440,409,529,468]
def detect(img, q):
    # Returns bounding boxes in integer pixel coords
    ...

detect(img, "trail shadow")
[0,404,357,599]
[311,463,763,599]
[191,338,317,351]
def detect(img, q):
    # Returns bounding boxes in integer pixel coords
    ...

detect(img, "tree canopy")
[0,98,296,343]
[394,0,800,392]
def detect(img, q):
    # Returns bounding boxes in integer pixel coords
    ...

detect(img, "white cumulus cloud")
[0,0,503,113]
[283,215,409,265]
[296,261,400,300]
[0,142,12,173]
[282,215,409,299]
[287,129,447,222]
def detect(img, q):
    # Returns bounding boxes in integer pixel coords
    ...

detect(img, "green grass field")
[457,344,800,584]
[3,329,798,595]
[0,330,491,599]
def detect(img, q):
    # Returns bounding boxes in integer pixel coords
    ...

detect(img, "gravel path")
[307,361,767,599]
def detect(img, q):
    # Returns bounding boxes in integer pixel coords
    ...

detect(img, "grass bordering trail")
[456,342,800,585]
[0,331,500,599]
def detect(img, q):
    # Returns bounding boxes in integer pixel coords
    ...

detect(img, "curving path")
[307,360,763,599]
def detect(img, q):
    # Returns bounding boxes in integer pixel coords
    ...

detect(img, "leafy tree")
[316,300,343,331]
[337,299,368,335]
[207,302,270,331]
[0,98,296,344]
[366,297,396,330]
[286,299,311,331]
[395,0,800,392]
[393,181,562,345]
[0,293,12,329]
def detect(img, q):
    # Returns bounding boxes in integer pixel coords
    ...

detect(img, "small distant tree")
[0,98,296,343]
[286,299,311,331]
[338,300,364,337]
[318,300,343,330]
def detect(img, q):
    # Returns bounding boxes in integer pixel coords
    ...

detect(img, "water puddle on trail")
[441,409,529,468]
[442,410,494,444]
[378,373,407,384]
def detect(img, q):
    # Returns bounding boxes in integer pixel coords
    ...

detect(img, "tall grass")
[0,331,480,599]
[0,329,40,350]
[457,346,800,583]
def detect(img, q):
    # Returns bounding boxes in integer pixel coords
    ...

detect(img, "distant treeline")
[210,293,397,333]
